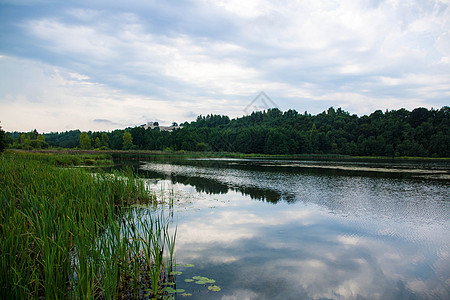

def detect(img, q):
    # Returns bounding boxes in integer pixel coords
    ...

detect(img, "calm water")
[132,158,449,299]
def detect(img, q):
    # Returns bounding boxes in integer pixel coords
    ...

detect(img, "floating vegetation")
[184,263,195,267]
[163,287,185,294]
[179,274,221,293]
[192,276,216,284]
[170,271,183,275]
[180,292,193,297]
[208,285,222,292]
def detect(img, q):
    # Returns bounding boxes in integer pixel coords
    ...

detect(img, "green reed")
[9,150,114,166]
[0,152,177,299]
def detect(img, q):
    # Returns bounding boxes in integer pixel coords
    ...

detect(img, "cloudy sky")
[0,0,449,132]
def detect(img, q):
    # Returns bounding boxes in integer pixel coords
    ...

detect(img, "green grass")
[18,149,449,162]
[108,150,354,161]
[7,150,115,166]
[109,150,450,161]
[0,152,177,299]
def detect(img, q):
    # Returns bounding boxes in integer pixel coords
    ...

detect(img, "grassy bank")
[107,150,450,162]
[22,149,450,162]
[105,150,352,161]
[0,152,176,299]
[9,150,115,166]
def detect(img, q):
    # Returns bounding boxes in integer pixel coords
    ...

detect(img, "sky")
[0,0,449,132]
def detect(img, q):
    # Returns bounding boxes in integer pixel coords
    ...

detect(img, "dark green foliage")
[0,126,6,153]
[168,106,448,157]
[7,129,49,150]
[43,130,81,148]
[7,106,449,157]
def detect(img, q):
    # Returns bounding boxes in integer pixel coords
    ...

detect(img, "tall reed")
[0,152,176,299]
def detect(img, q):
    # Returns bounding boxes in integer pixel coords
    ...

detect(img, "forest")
[4,106,450,157]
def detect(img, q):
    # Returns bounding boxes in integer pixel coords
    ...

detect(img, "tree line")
[3,106,450,157]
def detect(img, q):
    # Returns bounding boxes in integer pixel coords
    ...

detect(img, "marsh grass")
[10,150,114,166]
[0,152,177,299]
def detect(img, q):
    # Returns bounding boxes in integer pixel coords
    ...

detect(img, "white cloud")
[214,0,268,18]
[25,15,261,98]
[0,0,449,130]
[27,18,118,62]
[66,8,102,21]
[0,56,206,132]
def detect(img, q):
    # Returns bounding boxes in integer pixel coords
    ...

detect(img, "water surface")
[136,158,449,299]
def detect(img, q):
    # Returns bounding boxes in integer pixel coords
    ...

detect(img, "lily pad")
[193,276,210,281]
[169,271,182,275]
[184,264,195,267]
[208,285,221,292]
[180,293,193,297]
[162,282,176,286]
[184,279,194,282]
[163,287,185,294]
[195,280,207,285]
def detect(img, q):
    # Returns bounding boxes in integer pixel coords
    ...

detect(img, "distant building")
[142,122,182,132]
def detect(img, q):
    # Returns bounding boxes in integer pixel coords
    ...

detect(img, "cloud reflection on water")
[163,189,448,299]
[140,160,450,299]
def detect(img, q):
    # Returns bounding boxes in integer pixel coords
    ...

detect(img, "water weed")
[0,152,176,299]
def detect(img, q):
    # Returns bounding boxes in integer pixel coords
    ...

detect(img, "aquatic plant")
[0,152,176,299]
[181,275,221,293]
[208,285,221,292]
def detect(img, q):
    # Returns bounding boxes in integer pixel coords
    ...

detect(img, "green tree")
[101,133,109,148]
[94,137,102,148]
[309,124,319,153]
[36,135,47,149]
[20,105,448,156]
[130,127,146,148]
[0,125,6,153]
[196,142,208,152]
[80,132,91,149]
[109,130,124,149]
[123,131,133,150]
[429,131,450,157]
[19,133,32,150]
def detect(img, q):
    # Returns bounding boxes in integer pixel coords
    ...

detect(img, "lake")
[125,158,449,299]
